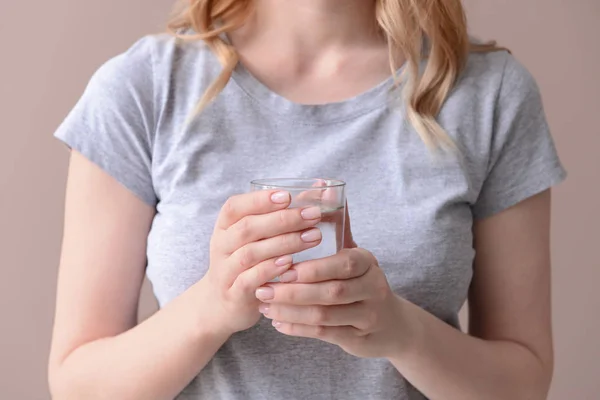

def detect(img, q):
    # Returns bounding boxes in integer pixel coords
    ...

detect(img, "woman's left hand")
[255,246,409,359]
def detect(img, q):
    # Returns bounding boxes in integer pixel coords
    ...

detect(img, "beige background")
[1,0,598,399]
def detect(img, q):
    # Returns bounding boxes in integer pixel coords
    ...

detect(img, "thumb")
[343,202,357,249]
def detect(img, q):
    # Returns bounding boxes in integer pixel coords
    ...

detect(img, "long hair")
[168,0,503,150]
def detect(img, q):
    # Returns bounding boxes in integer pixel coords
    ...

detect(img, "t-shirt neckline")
[230,59,405,125]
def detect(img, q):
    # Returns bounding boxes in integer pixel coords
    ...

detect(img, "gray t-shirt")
[54,34,566,400]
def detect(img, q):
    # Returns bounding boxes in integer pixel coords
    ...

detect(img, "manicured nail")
[258,303,270,314]
[301,228,322,242]
[271,191,290,204]
[275,255,293,267]
[272,320,282,328]
[278,269,298,283]
[301,206,321,220]
[256,287,274,301]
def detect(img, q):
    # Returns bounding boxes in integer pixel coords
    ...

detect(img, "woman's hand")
[255,247,409,359]
[198,189,324,336]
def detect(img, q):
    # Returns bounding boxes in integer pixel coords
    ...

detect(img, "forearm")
[50,280,230,400]
[388,298,551,400]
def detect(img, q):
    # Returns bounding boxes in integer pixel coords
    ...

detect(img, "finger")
[278,248,372,283]
[231,255,294,296]
[318,179,345,214]
[294,179,326,206]
[260,303,372,329]
[227,228,322,278]
[294,190,325,208]
[294,180,341,212]
[295,180,347,253]
[258,276,369,305]
[221,205,322,254]
[321,183,342,211]
[216,190,291,231]
[271,321,365,345]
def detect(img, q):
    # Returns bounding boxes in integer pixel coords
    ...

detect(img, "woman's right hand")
[197,190,324,335]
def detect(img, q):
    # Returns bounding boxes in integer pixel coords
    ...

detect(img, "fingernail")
[275,255,293,267]
[278,269,298,283]
[258,303,270,314]
[256,287,274,301]
[271,191,290,204]
[301,206,321,220]
[272,320,282,328]
[301,228,322,242]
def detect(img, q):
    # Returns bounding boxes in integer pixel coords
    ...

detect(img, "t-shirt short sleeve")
[472,55,567,219]
[54,36,157,206]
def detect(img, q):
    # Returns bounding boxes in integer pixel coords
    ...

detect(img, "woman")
[48,0,566,399]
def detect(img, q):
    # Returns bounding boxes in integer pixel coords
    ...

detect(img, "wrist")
[385,295,423,363]
[186,277,235,343]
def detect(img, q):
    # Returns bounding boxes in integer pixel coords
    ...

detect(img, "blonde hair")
[168,0,504,150]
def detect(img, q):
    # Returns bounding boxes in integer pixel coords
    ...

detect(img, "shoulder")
[92,33,217,86]
[79,32,222,131]
[459,47,541,104]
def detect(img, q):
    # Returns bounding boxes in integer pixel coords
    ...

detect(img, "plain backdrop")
[1,1,598,399]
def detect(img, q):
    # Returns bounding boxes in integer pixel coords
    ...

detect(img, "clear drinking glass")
[250,178,346,263]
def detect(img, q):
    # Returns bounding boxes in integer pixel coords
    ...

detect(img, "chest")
[146,102,478,321]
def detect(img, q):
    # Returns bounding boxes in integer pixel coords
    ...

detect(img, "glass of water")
[250,178,346,262]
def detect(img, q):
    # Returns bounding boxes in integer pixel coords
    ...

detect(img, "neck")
[239,0,382,54]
